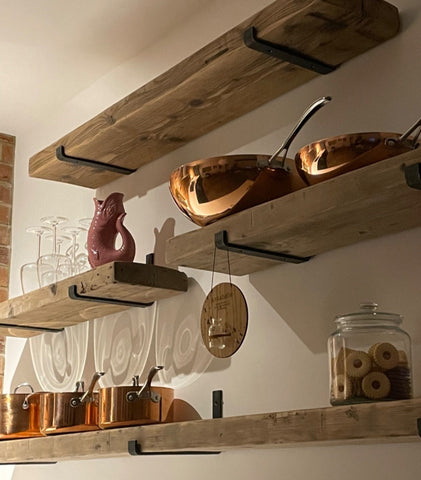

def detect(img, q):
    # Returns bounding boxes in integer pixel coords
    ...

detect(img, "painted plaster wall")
[3,0,421,478]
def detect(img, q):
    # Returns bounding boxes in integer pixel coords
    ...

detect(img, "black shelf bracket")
[68,285,154,308]
[215,230,312,264]
[56,145,136,175]
[212,390,223,419]
[243,26,337,75]
[0,323,64,334]
[417,418,421,436]
[0,462,57,465]
[128,440,220,456]
[404,162,421,190]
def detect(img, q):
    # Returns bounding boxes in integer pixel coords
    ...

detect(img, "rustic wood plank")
[0,399,419,463]
[0,262,187,338]
[166,149,421,275]
[28,0,399,188]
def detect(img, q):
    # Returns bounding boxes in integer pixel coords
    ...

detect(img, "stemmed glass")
[20,226,51,293]
[61,226,87,275]
[37,216,73,287]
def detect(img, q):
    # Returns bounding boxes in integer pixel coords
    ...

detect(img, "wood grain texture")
[0,398,419,463]
[166,148,421,275]
[0,262,187,338]
[28,0,400,188]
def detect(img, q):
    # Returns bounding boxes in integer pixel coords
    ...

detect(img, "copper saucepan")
[169,97,331,226]
[295,116,421,185]
[98,366,174,429]
[40,371,104,435]
[0,383,45,439]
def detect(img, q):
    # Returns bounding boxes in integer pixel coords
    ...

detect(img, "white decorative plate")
[93,305,156,388]
[155,279,212,388]
[29,322,89,392]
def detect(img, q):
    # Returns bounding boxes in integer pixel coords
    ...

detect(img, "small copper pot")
[98,366,174,429]
[41,372,104,435]
[295,117,421,185]
[0,383,45,440]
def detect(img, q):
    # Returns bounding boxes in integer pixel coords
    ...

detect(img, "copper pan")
[41,372,104,435]
[295,117,421,185]
[169,97,331,226]
[98,366,174,429]
[0,383,45,439]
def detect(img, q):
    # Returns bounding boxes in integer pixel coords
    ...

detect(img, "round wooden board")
[200,282,248,358]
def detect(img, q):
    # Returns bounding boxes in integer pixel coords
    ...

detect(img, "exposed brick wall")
[0,134,14,392]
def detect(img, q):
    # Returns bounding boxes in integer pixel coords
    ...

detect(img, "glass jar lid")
[335,302,403,326]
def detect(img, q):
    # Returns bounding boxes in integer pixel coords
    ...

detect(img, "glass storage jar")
[328,302,412,405]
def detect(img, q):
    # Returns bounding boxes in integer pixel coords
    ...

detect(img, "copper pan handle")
[264,96,332,169]
[126,365,163,403]
[70,371,105,407]
[398,117,421,146]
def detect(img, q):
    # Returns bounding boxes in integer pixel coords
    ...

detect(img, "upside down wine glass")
[20,226,51,294]
[37,216,73,287]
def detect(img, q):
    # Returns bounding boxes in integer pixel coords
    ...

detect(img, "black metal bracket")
[243,26,336,75]
[404,163,421,190]
[128,440,220,456]
[0,323,64,334]
[0,462,57,465]
[68,285,154,308]
[212,390,223,419]
[215,230,311,264]
[56,145,136,175]
[417,418,421,436]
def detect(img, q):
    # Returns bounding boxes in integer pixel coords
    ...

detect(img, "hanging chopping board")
[200,282,248,358]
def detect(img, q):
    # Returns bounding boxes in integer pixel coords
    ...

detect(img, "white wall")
[4,0,421,478]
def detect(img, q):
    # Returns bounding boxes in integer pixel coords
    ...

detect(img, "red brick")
[0,336,5,351]
[0,184,11,205]
[0,267,9,288]
[0,205,11,225]
[0,246,9,265]
[0,225,11,245]
[0,134,15,144]
[0,164,13,183]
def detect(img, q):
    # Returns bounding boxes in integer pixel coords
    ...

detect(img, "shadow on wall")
[10,278,229,408]
[249,227,421,354]
[153,217,175,267]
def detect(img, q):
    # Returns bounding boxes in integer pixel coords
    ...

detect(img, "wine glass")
[61,226,87,274]
[37,217,73,287]
[20,226,51,293]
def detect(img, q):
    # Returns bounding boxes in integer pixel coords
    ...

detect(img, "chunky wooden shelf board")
[0,262,187,338]
[166,149,421,276]
[0,399,419,463]
[28,0,399,188]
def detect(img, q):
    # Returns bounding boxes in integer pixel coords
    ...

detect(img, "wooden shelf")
[0,262,187,337]
[0,399,419,463]
[166,149,421,276]
[28,0,399,189]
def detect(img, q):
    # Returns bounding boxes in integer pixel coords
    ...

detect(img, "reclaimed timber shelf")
[28,0,400,189]
[166,149,421,276]
[0,261,187,338]
[0,399,420,464]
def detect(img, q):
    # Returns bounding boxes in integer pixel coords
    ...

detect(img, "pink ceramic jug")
[87,192,136,268]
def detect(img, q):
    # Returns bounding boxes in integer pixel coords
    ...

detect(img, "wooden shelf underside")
[0,262,187,337]
[166,149,421,276]
[0,399,419,464]
[28,0,399,188]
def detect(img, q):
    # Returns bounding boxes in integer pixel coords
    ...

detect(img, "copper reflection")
[295,132,414,185]
[169,154,306,226]
[0,392,44,439]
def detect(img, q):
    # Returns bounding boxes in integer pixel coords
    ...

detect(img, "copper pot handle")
[70,371,105,407]
[14,383,35,410]
[126,366,163,403]
[261,96,332,169]
[397,117,421,147]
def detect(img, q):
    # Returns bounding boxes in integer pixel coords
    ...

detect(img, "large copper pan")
[170,97,331,226]
[295,117,421,185]
[0,384,44,439]
[98,367,174,429]
[41,372,104,435]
